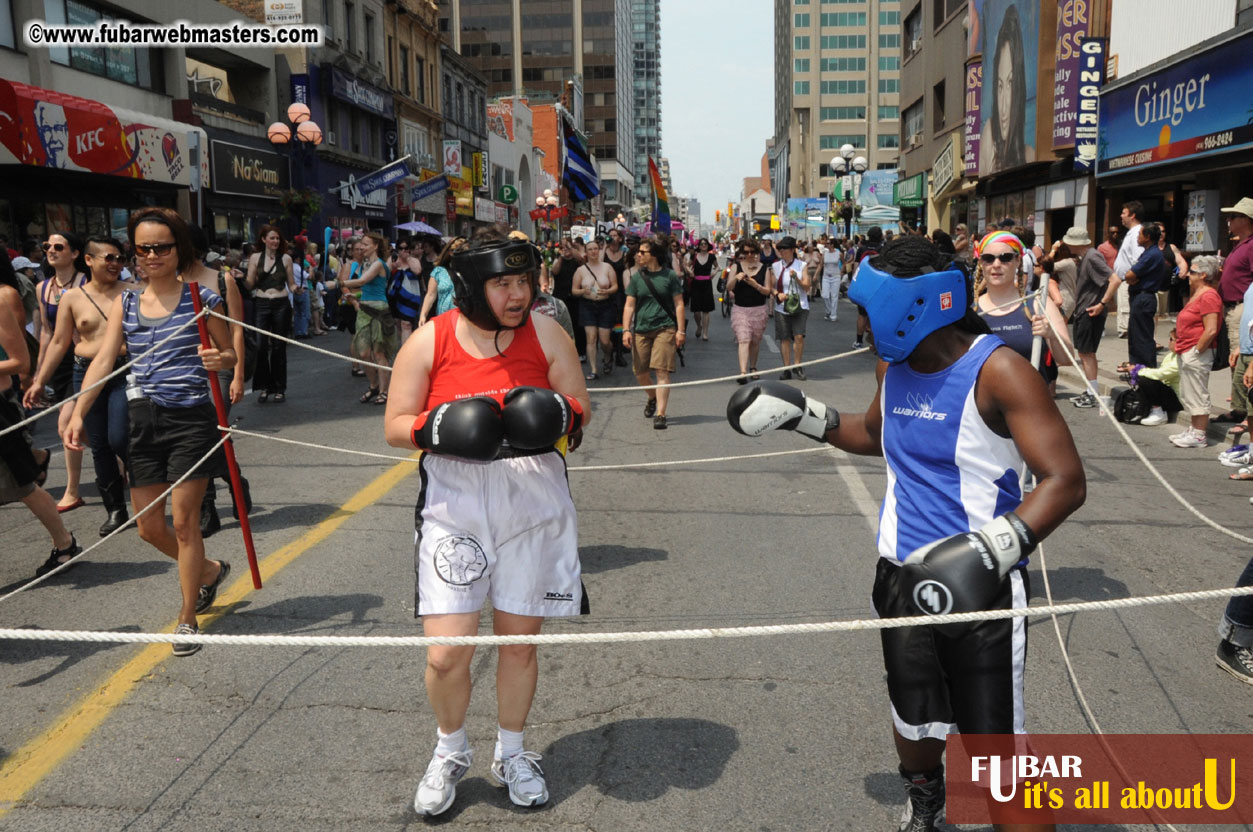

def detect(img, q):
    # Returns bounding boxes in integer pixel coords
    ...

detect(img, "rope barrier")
[0,434,230,605]
[205,309,392,372]
[1045,313,1253,545]
[218,425,833,471]
[1,584,1249,647]
[0,308,208,438]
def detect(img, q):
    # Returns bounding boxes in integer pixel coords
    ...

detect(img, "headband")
[974,230,1024,259]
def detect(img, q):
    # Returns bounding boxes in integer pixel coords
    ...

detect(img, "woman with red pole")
[67,207,237,658]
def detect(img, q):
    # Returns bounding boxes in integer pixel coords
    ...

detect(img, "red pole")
[187,282,263,589]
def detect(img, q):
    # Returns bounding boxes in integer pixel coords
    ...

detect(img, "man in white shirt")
[1111,200,1146,337]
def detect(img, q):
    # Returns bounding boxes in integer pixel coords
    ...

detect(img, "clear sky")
[658,1,774,228]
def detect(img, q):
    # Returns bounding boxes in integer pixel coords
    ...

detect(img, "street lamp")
[534,188,563,242]
[831,144,867,239]
[269,103,323,236]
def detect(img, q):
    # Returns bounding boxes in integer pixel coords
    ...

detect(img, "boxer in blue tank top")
[727,236,1085,832]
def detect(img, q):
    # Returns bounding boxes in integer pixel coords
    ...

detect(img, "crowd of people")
[4,201,1253,827]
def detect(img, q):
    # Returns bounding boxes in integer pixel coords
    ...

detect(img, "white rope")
[1037,542,1183,832]
[204,309,392,372]
[587,346,872,393]
[2,584,1250,647]
[0,434,231,604]
[0,308,208,437]
[219,425,832,471]
[1045,314,1253,545]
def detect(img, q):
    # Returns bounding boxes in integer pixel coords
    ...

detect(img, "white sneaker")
[491,750,549,807]
[1171,428,1208,448]
[414,748,473,816]
[1140,407,1168,426]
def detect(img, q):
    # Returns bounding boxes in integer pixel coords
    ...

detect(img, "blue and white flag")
[561,116,600,202]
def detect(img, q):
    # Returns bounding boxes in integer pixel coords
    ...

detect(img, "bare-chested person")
[26,236,132,537]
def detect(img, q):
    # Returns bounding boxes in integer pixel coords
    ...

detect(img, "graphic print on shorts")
[432,534,489,586]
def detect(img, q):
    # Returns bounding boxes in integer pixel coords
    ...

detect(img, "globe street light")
[268,103,323,234]
[831,148,868,239]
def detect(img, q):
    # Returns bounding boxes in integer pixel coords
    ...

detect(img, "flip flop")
[1228,422,1248,435]
[1230,467,1253,481]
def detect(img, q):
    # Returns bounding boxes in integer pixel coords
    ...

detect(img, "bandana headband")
[974,230,1024,259]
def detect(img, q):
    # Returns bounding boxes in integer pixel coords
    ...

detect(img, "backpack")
[1111,385,1150,424]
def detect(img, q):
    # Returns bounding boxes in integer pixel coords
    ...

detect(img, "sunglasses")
[91,253,124,264]
[42,242,66,252]
[980,252,1018,264]
[135,243,177,257]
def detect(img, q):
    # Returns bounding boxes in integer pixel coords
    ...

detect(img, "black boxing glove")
[411,396,504,461]
[501,386,584,450]
[726,380,838,441]
[900,512,1037,618]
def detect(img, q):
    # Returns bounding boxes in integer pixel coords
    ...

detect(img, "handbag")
[780,262,802,315]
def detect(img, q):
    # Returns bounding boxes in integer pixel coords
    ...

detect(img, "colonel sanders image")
[35,101,70,168]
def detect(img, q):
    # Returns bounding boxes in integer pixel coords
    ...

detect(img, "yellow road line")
[0,455,418,816]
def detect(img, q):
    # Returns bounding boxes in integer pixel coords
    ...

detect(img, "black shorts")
[1071,311,1106,354]
[872,557,1029,740]
[126,400,227,488]
[580,298,618,329]
[48,351,75,402]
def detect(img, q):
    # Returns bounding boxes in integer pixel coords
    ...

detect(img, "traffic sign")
[498,184,518,204]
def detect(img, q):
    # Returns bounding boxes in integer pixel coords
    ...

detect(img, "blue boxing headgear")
[847,257,969,363]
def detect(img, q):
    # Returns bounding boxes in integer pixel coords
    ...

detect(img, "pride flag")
[648,156,671,233]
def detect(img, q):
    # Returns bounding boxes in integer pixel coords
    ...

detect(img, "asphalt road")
[0,298,1250,831]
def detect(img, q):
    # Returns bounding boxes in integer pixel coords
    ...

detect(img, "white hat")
[1221,197,1253,220]
[1061,227,1092,246]
[10,256,36,271]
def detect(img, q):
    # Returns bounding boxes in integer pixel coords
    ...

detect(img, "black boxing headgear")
[449,239,539,331]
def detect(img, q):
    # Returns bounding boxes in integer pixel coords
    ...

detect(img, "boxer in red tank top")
[384,230,589,817]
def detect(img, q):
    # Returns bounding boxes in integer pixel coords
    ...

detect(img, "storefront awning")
[0,79,209,189]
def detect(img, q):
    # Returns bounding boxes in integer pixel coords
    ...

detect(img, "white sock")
[435,726,467,757]
[496,726,524,760]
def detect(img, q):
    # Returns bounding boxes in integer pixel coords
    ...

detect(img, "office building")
[771,0,901,203]
[440,0,635,213]
[631,0,662,205]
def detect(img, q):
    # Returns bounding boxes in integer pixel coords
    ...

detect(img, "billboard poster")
[963,59,983,175]
[1052,0,1091,149]
[784,198,829,234]
[977,0,1039,174]
[1073,37,1105,173]
[442,139,462,176]
[1096,31,1253,176]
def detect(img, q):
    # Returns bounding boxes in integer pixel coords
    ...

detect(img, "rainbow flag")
[648,156,671,233]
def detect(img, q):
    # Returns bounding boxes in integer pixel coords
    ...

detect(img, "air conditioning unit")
[327,131,337,146]
[908,132,922,148]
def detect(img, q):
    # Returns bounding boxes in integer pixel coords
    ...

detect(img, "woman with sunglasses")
[243,225,296,403]
[33,231,89,512]
[24,236,133,538]
[974,230,1072,396]
[725,241,774,383]
[67,207,235,657]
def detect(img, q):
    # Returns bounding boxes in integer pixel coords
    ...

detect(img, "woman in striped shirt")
[68,207,236,658]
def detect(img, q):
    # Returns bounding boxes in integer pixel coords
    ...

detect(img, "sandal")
[359,387,380,404]
[372,391,388,405]
[351,367,366,377]
[272,393,286,403]
[256,391,269,403]
[1230,467,1253,481]
[1228,421,1248,435]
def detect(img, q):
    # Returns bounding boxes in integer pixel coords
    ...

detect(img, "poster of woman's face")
[978,0,1038,174]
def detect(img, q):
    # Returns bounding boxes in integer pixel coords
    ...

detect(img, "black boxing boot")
[898,765,944,832]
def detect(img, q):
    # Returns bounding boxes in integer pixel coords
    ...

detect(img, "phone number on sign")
[1197,131,1234,152]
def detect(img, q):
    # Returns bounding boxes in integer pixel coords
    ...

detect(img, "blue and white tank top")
[122,283,222,408]
[877,334,1026,563]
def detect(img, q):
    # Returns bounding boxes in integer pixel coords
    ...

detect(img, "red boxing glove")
[501,387,584,450]
[411,396,504,461]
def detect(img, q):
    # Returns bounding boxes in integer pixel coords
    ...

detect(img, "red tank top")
[425,309,552,409]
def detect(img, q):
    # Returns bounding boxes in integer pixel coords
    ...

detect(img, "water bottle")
[124,373,145,402]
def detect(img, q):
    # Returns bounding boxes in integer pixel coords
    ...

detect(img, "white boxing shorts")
[414,450,588,618]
